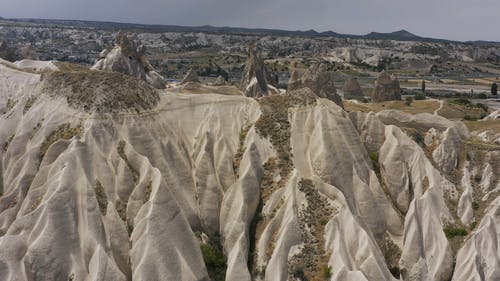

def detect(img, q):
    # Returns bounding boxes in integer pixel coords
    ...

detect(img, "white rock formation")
[432,127,462,174]
[92,32,165,89]
[240,42,270,98]
[0,61,498,281]
[180,68,200,84]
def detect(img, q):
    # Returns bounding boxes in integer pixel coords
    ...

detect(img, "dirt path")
[433,99,444,115]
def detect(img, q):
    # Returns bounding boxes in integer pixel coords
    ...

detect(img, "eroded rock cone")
[19,43,39,60]
[92,32,165,89]
[240,42,269,98]
[212,75,227,86]
[287,63,343,108]
[180,69,200,84]
[0,40,19,62]
[343,77,364,101]
[287,69,301,91]
[372,71,401,102]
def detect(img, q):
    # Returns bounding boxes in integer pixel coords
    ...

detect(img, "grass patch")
[344,100,439,115]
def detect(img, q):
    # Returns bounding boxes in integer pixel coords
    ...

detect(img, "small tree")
[405,96,413,106]
[492,83,498,96]
[421,80,426,95]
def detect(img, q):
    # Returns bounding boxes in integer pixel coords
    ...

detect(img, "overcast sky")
[2,0,499,41]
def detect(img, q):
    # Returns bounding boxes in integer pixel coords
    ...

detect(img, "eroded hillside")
[0,61,499,281]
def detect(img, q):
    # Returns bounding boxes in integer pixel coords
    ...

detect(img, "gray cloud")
[2,0,499,41]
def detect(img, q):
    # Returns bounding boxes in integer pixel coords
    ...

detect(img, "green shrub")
[369,152,379,162]
[389,266,401,278]
[472,201,479,210]
[322,265,332,279]
[464,115,477,121]
[477,93,488,99]
[475,103,489,112]
[200,241,227,281]
[450,98,471,106]
[443,226,467,239]
[414,94,426,100]
[405,96,413,106]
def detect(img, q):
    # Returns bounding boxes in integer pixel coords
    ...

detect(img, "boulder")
[343,77,364,101]
[287,63,343,108]
[92,32,165,89]
[372,71,401,102]
[180,68,200,84]
[240,42,269,98]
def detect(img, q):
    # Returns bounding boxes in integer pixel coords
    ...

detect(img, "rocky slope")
[0,60,499,281]
[92,33,165,89]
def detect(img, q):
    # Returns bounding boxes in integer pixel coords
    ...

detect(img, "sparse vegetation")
[405,96,413,106]
[233,123,252,177]
[289,179,334,281]
[414,93,426,100]
[94,180,107,215]
[2,134,15,152]
[443,226,467,239]
[200,235,227,281]
[39,70,159,113]
[23,95,38,114]
[39,123,83,161]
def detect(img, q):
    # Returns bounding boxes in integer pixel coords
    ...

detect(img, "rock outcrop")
[0,40,19,62]
[287,69,301,90]
[372,71,401,102]
[212,75,227,86]
[0,61,499,281]
[239,42,269,97]
[19,43,39,60]
[287,63,343,107]
[343,77,364,100]
[92,32,165,89]
[180,68,200,84]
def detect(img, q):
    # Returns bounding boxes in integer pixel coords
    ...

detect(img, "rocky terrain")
[0,18,499,281]
[1,18,500,88]
[0,43,499,280]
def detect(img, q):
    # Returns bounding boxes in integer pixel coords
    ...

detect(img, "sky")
[1,0,499,41]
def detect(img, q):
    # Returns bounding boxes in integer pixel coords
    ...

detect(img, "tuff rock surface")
[240,42,270,98]
[212,75,227,86]
[287,63,344,108]
[372,71,402,102]
[92,32,165,89]
[0,61,499,281]
[342,77,364,101]
[181,68,201,84]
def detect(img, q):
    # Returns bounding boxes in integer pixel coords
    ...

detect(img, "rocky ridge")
[0,60,498,281]
[287,63,344,108]
[240,42,271,98]
[92,32,165,89]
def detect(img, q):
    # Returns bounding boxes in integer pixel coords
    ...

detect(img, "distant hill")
[1,17,497,44]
